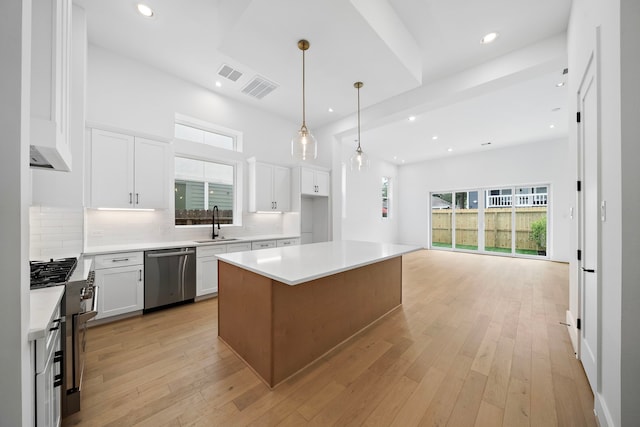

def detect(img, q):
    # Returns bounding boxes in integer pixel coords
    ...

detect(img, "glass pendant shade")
[350,145,370,171]
[292,39,317,161]
[291,125,317,161]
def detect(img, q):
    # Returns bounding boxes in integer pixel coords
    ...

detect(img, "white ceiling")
[74,0,572,164]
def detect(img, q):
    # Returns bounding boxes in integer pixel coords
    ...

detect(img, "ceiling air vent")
[217,64,243,82]
[241,76,279,99]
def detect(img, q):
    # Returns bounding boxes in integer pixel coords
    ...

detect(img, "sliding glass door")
[431,185,549,258]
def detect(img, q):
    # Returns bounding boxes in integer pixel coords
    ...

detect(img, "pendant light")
[291,39,317,161]
[350,81,370,171]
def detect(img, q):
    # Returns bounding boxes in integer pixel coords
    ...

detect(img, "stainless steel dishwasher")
[144,247,196,312]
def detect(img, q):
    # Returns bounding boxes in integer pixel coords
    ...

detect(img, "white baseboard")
[566,310,579,355]
[595,392,615,427]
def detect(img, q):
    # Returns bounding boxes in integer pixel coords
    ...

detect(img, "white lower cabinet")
[94,252,144,320]
[32,305,62,427]
[196,245,227,297]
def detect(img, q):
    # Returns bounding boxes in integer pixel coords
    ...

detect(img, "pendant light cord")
[302,47,307,129]
[357,84,361,150]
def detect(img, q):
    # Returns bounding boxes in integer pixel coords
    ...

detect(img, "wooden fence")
[432,207,546,250]
[175,209,233,226]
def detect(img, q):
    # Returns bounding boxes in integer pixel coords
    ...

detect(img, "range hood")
[29,124,72,171]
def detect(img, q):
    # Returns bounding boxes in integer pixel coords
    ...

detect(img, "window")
[174,113,242,152]
[431,184,549,258]
[382,177,390,218]
[174,157,235,226]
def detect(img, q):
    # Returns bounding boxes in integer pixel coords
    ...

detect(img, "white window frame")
[173,155,243,228]
[174,113,243,153]
[382,176,391,219]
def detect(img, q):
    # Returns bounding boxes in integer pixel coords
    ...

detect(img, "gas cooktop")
[30,257,78,289]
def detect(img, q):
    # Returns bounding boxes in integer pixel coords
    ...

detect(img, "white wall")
[567,0,640,425]
[397,138,571,261]
[339,143,400,243]
[0,0,32,425]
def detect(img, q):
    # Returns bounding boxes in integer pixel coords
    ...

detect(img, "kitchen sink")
[194,238,240,244]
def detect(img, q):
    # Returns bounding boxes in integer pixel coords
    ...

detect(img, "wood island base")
[217,256,402,388]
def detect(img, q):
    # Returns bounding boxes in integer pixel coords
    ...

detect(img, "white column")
[0,0,32,426]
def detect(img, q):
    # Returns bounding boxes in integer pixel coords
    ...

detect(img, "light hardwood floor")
[63,250,597,427]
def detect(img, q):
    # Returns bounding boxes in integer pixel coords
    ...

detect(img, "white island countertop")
[216,240,422,286]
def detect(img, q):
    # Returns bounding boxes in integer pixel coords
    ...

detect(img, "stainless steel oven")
[61,261,97,417]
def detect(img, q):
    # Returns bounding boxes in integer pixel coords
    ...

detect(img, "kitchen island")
[216,240,421,387]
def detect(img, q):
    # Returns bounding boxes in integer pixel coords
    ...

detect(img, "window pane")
[175,157,235,226]
[382,177,390,218]
[431,193,452,248]
[175,123,235,151]
[455,191,478,251]
[515,185,548,256]
[485,188,512,253]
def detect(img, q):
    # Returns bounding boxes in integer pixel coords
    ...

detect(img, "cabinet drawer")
[197,245,227,258]
[227,242,252,253]
[277,238,300,248]
[252,240,276,250]
[94,251,143,269]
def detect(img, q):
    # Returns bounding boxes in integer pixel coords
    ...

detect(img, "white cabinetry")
[30,0,72,171]
[88,129,169,209]
[196,242,252,297]
[248,158,290,212]
[196,245,226,297]
[300,168,330,196]
[94,252,144,320]
[32,304,62,427]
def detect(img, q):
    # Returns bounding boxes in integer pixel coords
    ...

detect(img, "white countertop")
[217,240,422,286]
[83,234,300,255]
[29,286,65,341]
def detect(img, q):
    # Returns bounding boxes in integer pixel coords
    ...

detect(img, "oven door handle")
[77,286,99,324]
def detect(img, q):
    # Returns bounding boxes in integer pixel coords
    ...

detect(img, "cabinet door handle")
[129,192,133,204]
[49,318,61,331]
[139,269,142,281]
[53,350,63,387]
[112,258,130,263]
[275,201,277,209]
[136,193,139,204]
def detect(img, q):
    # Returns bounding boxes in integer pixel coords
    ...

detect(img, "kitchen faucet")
[212,205,220,239]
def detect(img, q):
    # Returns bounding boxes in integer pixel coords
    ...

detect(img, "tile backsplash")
[30,207,300,253]
[30,206,84,260]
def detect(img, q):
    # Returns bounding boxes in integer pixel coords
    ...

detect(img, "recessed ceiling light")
[447,148,453,152]
[481,32,499,44]
[137,3,154,17]
[556,82,565,87]
[408,116,416,122]
[549,124,555,129]
[328,108,334,113]
[215,81,222,88]
[432,135,438,140]
[393,156,397,160]
[402,160,405,163]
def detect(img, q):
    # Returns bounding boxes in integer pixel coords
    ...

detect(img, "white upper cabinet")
[30,0,72,171]
[300,167,330,196]
[88,129,168,209]
[248,158,291,212]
